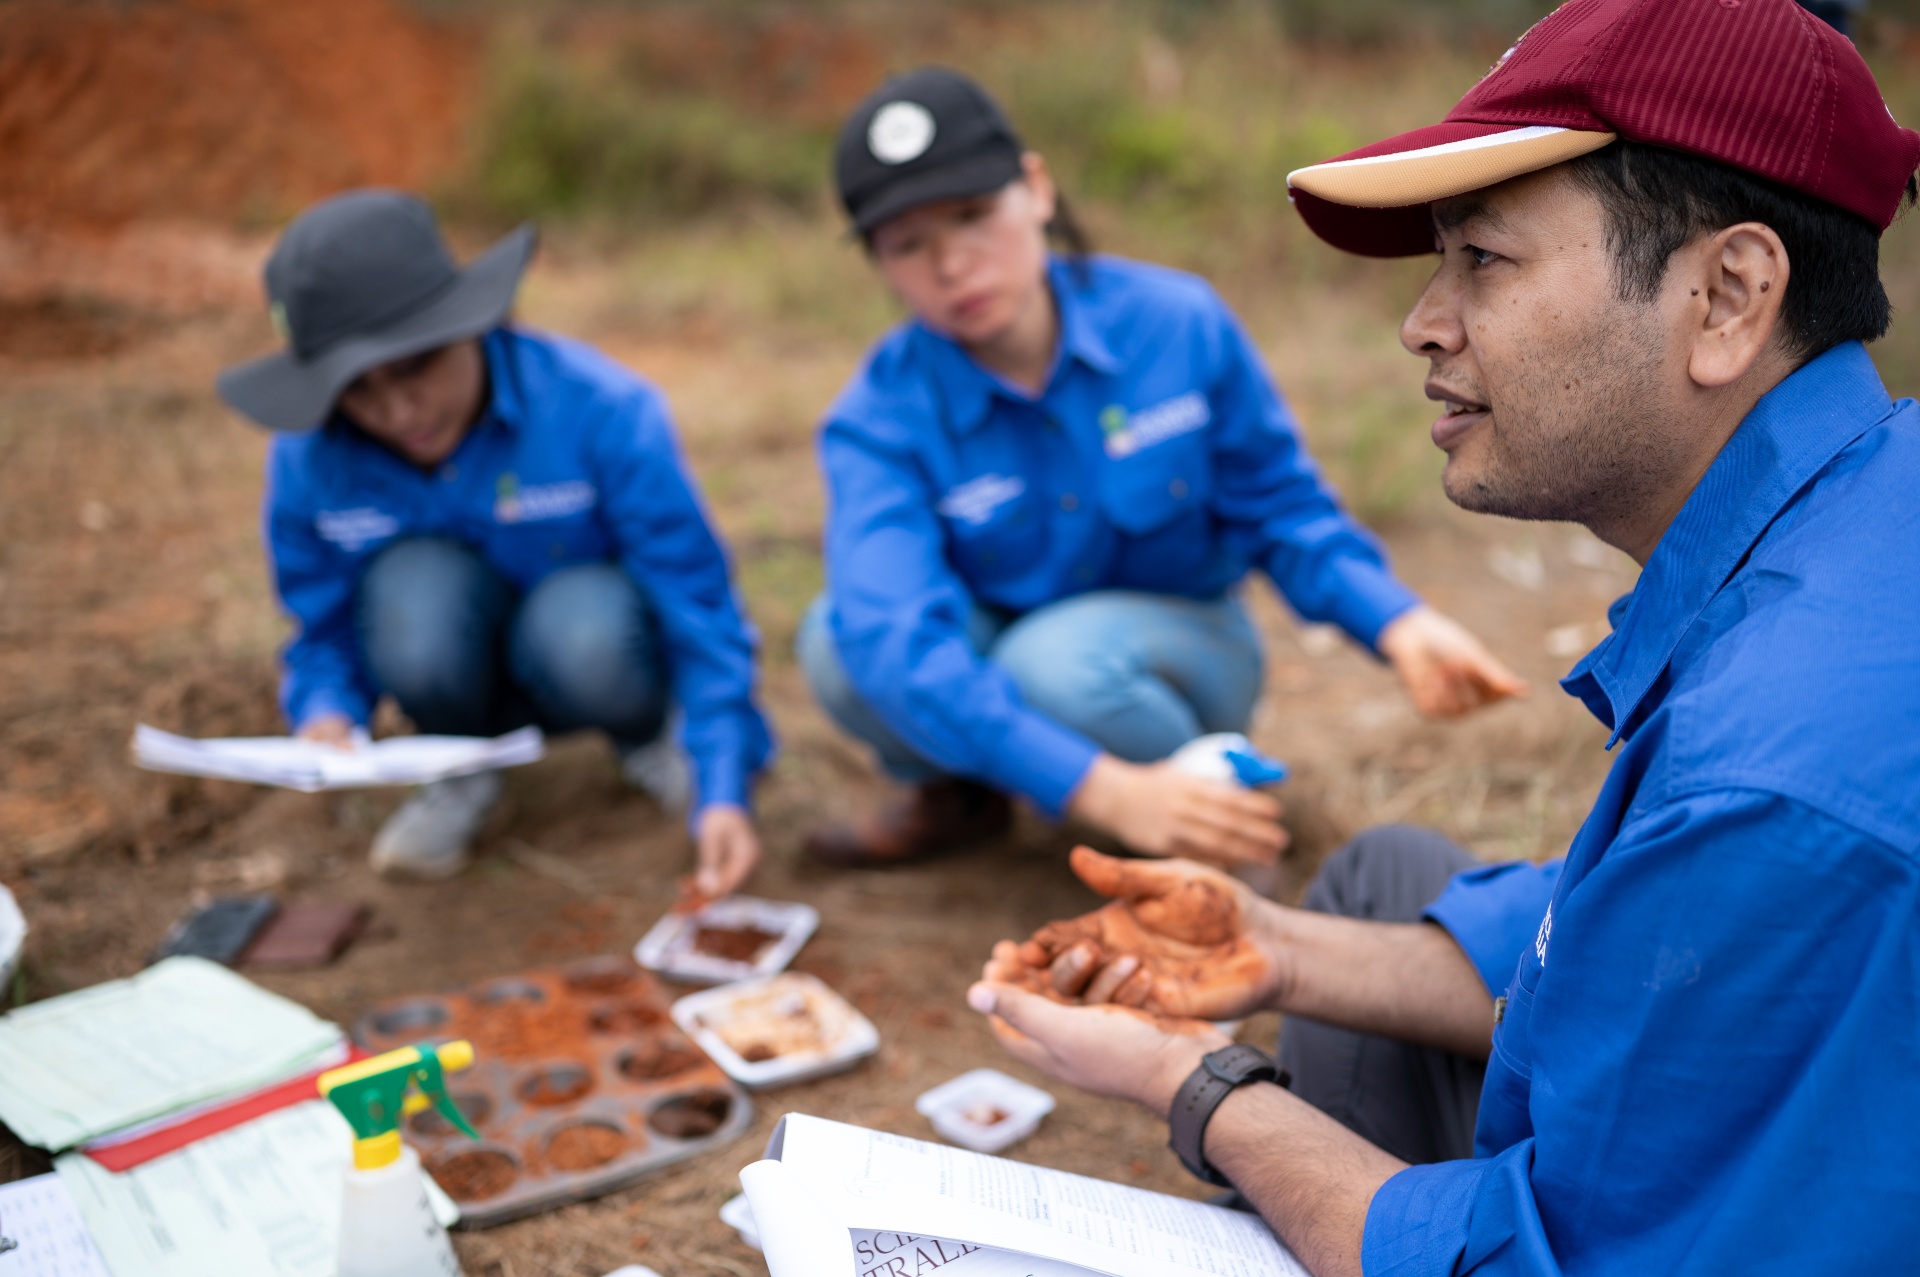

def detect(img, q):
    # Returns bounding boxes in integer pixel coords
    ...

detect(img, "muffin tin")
[352,957,753,1228]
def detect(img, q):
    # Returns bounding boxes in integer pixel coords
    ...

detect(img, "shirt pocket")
[938,474,1038,583]
[1097,432,1212,538]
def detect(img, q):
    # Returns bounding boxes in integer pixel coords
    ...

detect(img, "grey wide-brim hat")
[217,189,536,432]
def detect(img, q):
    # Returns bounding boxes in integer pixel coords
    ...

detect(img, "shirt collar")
[1562,341,1894,743]
[915,255,1121,434]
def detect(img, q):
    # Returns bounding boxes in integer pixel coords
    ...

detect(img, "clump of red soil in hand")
[431,1149,518,1201]
[545,1123,628,1171]
[693,924,780,963]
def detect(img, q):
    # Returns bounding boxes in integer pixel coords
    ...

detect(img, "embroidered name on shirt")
[315,507,400,552]
[1103,391,1211,459]
[1535,902,1553,967]
[495,479,597,524]
[937,473,1026,526]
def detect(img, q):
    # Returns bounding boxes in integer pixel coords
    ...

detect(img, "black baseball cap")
[834,67,1026,235]
[217,189,534,431]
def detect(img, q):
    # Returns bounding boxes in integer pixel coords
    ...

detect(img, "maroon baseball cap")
[1287,0,1920,257]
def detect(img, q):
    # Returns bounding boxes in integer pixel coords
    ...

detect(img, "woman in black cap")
[219,189,772,891]
[799,67,1523,868]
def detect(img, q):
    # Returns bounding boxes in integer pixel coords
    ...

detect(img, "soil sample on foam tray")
[353,957,752,1228]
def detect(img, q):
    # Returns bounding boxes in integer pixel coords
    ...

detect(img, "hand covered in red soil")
[981,847,1282,1022]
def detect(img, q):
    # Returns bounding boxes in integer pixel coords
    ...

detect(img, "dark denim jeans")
[356,537,668,748]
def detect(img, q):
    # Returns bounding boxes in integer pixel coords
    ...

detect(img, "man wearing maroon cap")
[966,1,1920,1273]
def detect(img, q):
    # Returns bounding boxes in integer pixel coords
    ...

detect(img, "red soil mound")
[0,0,473,230]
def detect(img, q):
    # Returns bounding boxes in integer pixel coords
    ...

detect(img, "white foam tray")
[633,896,818,986]
[671,972,878,1091]
[914,1068,1056,1153]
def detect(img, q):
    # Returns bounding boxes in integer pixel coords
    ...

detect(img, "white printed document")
[55,1100,457,1277]
[0,958,343,1150]
[739,1113,1308,1277]
[132,724,543,792]
[0,1174,111,1277]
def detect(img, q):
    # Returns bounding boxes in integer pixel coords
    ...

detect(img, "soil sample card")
[353,957,752,1228]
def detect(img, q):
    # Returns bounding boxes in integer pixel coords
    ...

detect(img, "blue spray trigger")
[1225,748,1289,787]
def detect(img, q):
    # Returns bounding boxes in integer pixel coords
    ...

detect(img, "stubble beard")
[1441,302,1681,537]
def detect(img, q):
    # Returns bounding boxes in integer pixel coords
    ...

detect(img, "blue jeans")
[356,538,668,746]
[797,590,1264,783]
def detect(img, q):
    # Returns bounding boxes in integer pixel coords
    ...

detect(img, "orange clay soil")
[691,923,781,963]
[545,1123,629,1172]
[431,1149,519,1201]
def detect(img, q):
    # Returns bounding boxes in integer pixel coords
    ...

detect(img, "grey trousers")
[1277,825,1486,1164]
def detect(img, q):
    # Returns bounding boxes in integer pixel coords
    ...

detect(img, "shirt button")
[1059,493,1079,512]
[1169,478,1188,499]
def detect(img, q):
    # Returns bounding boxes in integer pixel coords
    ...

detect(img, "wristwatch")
[1167,1043,1289,1186]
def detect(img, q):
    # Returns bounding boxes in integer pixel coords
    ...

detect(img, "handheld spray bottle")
[318,1040,479,1277]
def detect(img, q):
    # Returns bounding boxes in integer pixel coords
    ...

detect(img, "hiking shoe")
[620,730,692,814]
[803,779,1013,868]
[368,770,502,880]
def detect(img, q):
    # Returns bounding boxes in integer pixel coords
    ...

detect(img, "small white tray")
[633,896,818,986]
[670,973,878,1091]
[914,1068,1055,1153]
[719,1192,761,1250]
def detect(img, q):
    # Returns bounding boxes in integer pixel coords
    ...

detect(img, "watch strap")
[1167,1043,1287,1186]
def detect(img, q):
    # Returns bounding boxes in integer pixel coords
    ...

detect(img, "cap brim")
[217,224,537,431]
[1286,123,1617,257]
[851,151,1025,235]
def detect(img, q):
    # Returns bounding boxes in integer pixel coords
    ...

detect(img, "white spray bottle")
[318,1040,475,1277]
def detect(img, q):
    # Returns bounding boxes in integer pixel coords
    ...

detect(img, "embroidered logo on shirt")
[937,473,1026,527]
[314,507,400,552]
[1102,391,1211,459]
[1534,902,1553,967]
[494,477,597,524]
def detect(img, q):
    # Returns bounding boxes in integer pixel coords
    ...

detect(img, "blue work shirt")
[264,326,773,812]
[1366,342,1920,1273]
[819,255,1419,813]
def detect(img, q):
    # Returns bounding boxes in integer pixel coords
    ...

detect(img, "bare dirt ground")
[0,216,1630,1276]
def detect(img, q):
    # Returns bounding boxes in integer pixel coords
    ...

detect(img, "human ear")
[1683,222,1788,389]
[1020,151,1058,225]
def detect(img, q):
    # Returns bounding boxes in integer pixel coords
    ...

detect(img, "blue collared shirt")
[264,326,773,812]
[819,255,1419,813]
[1367,343,1920,1274]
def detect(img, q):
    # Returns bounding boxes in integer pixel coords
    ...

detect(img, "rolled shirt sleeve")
[1423,860,1563,995]
[1364,790,1920,1274]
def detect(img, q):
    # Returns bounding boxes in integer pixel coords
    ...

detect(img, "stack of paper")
[131,725,544,793]
[55,1101,457,1277]
[0,958,344,1152]
[0,1174,112,1277]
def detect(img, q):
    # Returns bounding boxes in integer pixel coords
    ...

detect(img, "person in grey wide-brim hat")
[218,189,535,431]
[224,189,774,895]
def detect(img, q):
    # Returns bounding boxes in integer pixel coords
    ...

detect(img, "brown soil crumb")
[545,1122,628,1171]
[517,1065,593,1106]
[648,1091,732,1139]
[431,1149,518,1201]
[692,924,781,963]
[962,1105,1010,1127]
[738,1043,778,1063]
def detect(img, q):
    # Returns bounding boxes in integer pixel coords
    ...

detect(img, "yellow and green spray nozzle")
[318,1040,479,1170]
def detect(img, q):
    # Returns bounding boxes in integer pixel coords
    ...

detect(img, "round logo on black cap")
[868,100,937,164]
